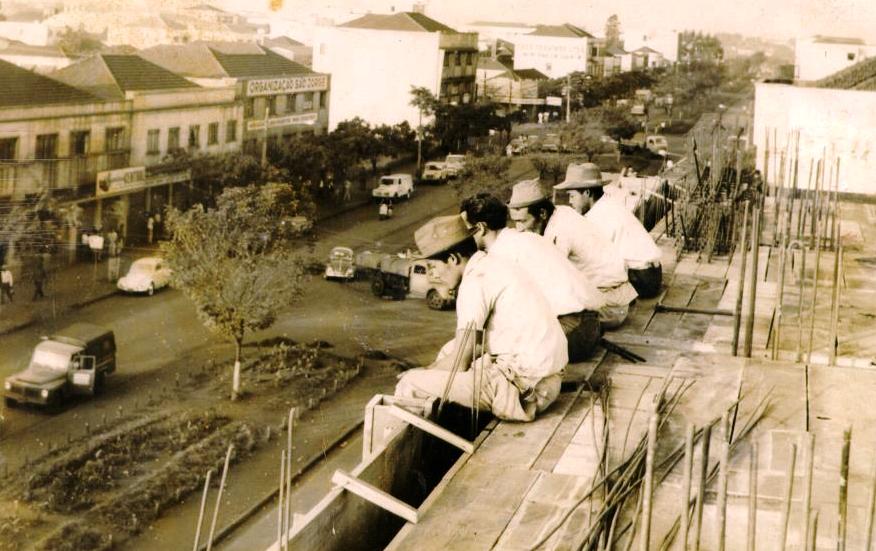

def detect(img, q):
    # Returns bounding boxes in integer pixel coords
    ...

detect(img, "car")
[420,161,447,184]
[372,174,414,201]
[509,137,528,155]
[117,256,172,295]
[324,246,355,281]
[444,154,466,178]
[541,133,561,153]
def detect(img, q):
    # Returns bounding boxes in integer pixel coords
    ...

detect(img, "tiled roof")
[814,55,876,90]
[139,43,235,78]
[528,24,593,39]
[633,46,660,54]
[513,68,548,80]
[477,57,512,72]
[812,35,865,45]
[0,39,68,58]
[0,58,97,108]
[212,46,312,77]
[50,54,197,99]
[604,45,629,56]
[340,12,456,33]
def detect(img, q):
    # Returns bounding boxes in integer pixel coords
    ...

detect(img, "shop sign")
[545,96,563,107]
[246,113,318,131]
[146,169,192,187]
[246,75,328,97]
[96,166,146,197]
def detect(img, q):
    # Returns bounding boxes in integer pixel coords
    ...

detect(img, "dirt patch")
[0,341,362,550]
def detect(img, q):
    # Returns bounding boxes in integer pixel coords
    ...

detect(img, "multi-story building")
[479,68,548,117]
[51,53,242,240]
[139,42,329,155]
[313,11,477,129]
[260,36,313,67]
[512,24,595,79]
[462,21,535,53]
[794,35,876,82]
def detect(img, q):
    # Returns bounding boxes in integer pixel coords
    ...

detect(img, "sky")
[220,0,876,42]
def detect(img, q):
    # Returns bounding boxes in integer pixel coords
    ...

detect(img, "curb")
[0,288,119,338]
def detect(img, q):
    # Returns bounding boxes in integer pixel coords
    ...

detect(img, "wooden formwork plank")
[532,390,597,473]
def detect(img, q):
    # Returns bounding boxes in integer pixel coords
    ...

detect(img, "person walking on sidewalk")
[32,255,47,301]
[147,215,155,245]
[343,179,352,202]
[0,265,13,304]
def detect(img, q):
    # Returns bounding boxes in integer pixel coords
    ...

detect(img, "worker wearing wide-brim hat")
[508,176,637,329]
[395,214,567,422]
[553,162,663,299]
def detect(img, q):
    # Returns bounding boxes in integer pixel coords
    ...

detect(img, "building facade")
[313,12,477,130]
[795,35,876,82]
[512,24,595,79]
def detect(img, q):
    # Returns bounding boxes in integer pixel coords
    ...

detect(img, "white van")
[372,174,414,201]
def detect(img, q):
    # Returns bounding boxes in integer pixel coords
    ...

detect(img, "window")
[319,91,326,108]
[267,95,277,116]
[302,92,314,111]
[168,127,180,151]
[146,129,160,155]
[848,52,856,61]
[105,127,125,151]
[413,265,427,275]
[286,93,296,112]
[244,97,254,118]
[70,130,90,156]
[188,125,200,149]
[36,133,58,158]
[443,52,450,67]
[208,122,219,145]
[0,137,16,160]
[226,120,237,143]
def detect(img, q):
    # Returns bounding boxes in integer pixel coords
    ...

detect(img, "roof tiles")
[0,58,98,108]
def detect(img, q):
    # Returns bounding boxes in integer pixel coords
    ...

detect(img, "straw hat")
[415,214,474,258]
[554,162,608,190]
[507,179,547,209]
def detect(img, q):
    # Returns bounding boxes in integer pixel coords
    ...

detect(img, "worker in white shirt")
[554,162,663,299]
[460,193,604,361]
[395,214,567,422]
[507,179,638,328]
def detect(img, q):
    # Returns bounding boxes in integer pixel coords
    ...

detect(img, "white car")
[444,154,466,178]
[420,162,447,184]
[372,174,414,200]
[117,257,172,295]
[324,246,355,280]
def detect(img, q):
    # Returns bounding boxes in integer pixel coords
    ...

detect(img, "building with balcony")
[313,11,478,130]
[139,42,328,156]
[512,23,595,79]
[51,53,242,241]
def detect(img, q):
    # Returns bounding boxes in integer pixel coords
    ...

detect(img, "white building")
[753,58,876,196]
[313,11,477,130]
[0,20,52,46]
[512,24,595,79]
[623,29,680,63]
[0,40,72,73]
[794,35,876,82]
[461,21,535,52]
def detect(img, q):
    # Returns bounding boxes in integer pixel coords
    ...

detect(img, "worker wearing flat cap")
[508,176,638,328]
[395,214,567,422]
[459,193,604,361]
[554,162,663,299]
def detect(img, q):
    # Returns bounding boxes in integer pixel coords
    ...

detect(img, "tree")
[161,183,313,400]
[55,27,103,56]
[452,154,513,199]
[409,86,439,171]
[604,15,621,48]
[530,155,569,185]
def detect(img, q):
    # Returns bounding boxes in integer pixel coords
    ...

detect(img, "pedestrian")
[32,256,47,301]
[343,179,352,202]
[1,265,13,304]
[395,214,567,422]
[146,215,154,245]
[459,193,604,361]
[505,143,514,157]
[555,162,663,298]
[387,200,394,218]
[507,178,638,329]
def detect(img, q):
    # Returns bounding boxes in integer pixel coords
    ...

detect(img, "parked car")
[117,256,172,295]
[324,246,355,281]
[509,137,528,155]
[420,161,447,184]
[4,323,116,409]
[541,133,561,153]
[372,174,414,201]
[444,154,466,178]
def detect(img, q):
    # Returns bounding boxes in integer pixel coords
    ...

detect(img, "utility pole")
[260,105,269,168]
[565,74,571,123]
[416,109,422,174]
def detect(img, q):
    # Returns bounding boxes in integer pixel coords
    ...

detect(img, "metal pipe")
[779,443,797,550]
[747,443,758,551]
[838,428,851,551]
[693,424,712,551]
[732,202,750,356]
[681,424,695,551]
[206,445,234,551]
[743,205,762,357]
[828,244,842,366]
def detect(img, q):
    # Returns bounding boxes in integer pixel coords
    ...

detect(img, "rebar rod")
[681,424,695,551]
[865,454,876,551]
[732,202,750,356]
[837,428,851,551]
[828,243,842,366]
[779,443,797,550]
[716,413,731,551]
[743,205,762,357]
[640,411,659,551]
[206,444,234,551]
[747,443,758,551]
[801,433,816,548]
[806,196,824,364]
[693,424,711,550]
[277,450,285,549]
[285,408,295,551]
[193,470,213,551]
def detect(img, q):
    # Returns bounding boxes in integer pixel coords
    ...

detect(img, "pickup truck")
[356,251,456,310]
[372,174,414,201]
[4,323,116,409]
[619,134,669,157]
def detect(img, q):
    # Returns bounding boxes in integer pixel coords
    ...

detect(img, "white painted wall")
[0,21,52,46]
[313,26,442,130]
[795,37,876,81]
[623,29,679,63]
[512,34,589,79]
[0,52,72,73]
[753,82,876,195]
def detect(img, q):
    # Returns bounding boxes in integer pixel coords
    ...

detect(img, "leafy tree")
[604,15,621,48]
[596,105,639,140]
[162,183,312,400]
[277,136,327,185]
[55,27,104,56]
[410,86,439,170]
[530,155,570,185]
[452,154,513,199]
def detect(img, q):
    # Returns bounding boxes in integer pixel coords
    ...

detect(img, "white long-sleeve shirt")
[584,196,663,269]
[488,228,606,315]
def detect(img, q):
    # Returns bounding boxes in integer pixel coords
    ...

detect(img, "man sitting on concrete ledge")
[395,214,567,422]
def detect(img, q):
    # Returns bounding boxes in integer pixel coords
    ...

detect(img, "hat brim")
[553,179,606,190]
[507,197,544,209]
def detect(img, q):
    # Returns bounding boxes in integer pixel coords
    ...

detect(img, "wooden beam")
[388,405,475,454]
[331,469,419,525]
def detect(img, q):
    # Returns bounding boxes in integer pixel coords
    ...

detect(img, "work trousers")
[557,310,601,362]
[395,355,562,422]
[628,264,662,299]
